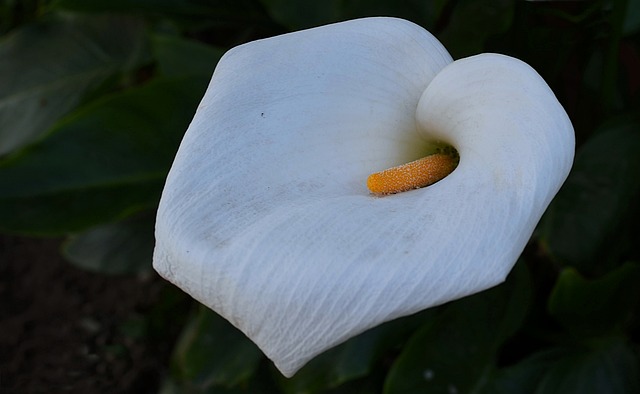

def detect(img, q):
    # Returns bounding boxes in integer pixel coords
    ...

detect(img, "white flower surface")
[153,17,575,377]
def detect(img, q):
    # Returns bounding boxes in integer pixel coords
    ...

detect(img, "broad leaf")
[160,366,280,394]
[536,340,639,394]
[151,34,224,78]
[548,262,640,337]
[340,0,448,30]
[383,262,531,394]
[437,0,514,58]
[62,210,156,274]
[0,182,161,235]
[478,349,567,394]
[0,76,207,235]
[539,121,640,273]
[624,0,640,35]
[171,306,264,390]
[277,309,434,394]
[0,13,148,155]
[260,0,448,31]
[52,0,219,15]
[52,0,275,31]
[259,0,343,30]
[480,340,640,394]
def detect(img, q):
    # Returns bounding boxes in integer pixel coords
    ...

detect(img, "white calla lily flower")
[153,17,574,376]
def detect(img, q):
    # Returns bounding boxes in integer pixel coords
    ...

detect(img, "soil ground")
[0,235,188,393]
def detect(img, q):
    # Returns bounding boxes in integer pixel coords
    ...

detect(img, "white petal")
[416,53,575,238]
[153,18,574,377]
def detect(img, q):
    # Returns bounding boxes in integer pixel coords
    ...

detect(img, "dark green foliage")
[170,306,264,391]
[0,13,149,154]
[384,263,531,394]
[0,76,207,235]
[62,209,157,274]
[540,121,640,273]
[259,0,446,31]
[548,262,640,337]
[1,0,639,392]
[481,340,640,394]
[276,309,435,393]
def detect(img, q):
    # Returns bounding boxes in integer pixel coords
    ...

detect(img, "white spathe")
[153,17,574,377]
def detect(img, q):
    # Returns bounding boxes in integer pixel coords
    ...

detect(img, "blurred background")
[1,0,639,393]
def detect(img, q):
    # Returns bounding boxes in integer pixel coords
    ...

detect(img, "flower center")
[367,150,458,195]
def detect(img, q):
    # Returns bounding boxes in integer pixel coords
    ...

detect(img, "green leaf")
[0,13,149,155]
[151,34,225,78]
[259,0,448,31]
[0,75,207,235]
[62,210,156,274]
[304,377,380,394]
[535,340,639,394]
[340,0,448,30]
[539,121,640,273]
[480,340,640,394]
[161,365,281,394]
[172,306,264,390]
[478,349,567,394]
[624,0,640,35]
[0,181,161,235]
[383,262,531,394]
[259,0,343,30]
[277,309,434,394]
[548,262,640,337]
[437,0,514,58]
[52,0,215,15]
[52,0,276,32]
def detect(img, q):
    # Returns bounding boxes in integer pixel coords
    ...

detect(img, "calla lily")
[153,17,574,377]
